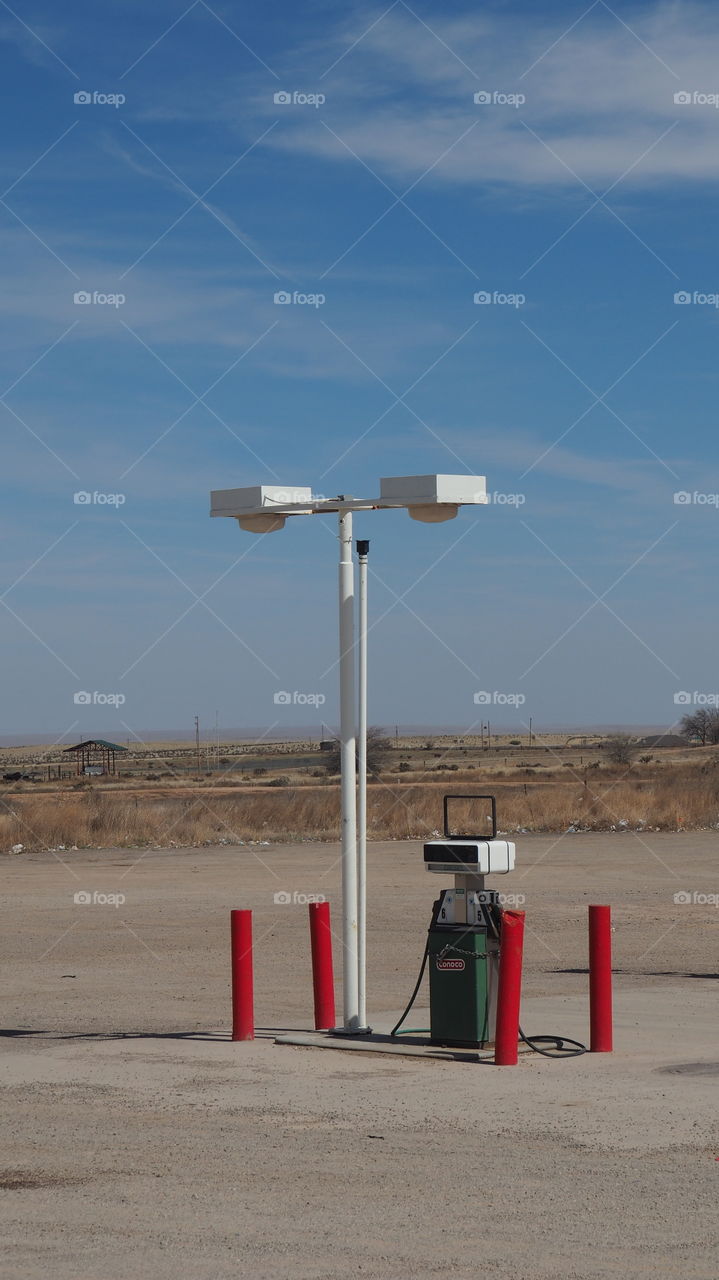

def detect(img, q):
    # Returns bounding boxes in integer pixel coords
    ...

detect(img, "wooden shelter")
[64,739,128,776]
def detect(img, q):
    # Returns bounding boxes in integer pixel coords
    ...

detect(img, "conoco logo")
[437,958,465,971]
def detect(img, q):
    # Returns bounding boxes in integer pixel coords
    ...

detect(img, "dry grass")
[2,758,719,851]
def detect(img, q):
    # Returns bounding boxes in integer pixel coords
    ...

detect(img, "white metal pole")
[356,540,369,1030]
[338,509,359,1031]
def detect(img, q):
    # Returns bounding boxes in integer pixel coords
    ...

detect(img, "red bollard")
[588,905,613,1052]
[309,901,336,1030]
[230,909,254,1041]
[494,909,525,1065]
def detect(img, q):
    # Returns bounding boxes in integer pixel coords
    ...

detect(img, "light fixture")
[237,514,286,533]
[379,474,486,519]
[407,503,459,523]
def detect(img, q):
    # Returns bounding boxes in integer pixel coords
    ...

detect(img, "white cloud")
[261,3,719,189]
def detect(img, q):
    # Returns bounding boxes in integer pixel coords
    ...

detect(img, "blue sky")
[2,0,719,740]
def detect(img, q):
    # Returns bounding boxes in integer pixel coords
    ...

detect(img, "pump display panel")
[423,838,515,875]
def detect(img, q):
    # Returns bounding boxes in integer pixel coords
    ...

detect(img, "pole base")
[329,1024,373,1037]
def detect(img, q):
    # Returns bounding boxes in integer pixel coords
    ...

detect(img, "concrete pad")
[2,838,718,1279]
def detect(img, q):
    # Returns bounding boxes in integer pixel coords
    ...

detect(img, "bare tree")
[679,708,719,745]
[324,726,391,777]
[605,734,637,766]
[680,709,708,745]
[706,710,719,744]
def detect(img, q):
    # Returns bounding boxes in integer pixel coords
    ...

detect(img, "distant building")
[63,739,128,776]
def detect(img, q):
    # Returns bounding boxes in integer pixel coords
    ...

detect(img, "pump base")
[430,1036,495,1049]
[428,922,498,1048]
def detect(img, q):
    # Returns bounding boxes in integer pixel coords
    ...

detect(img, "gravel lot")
[1,834,717,1278]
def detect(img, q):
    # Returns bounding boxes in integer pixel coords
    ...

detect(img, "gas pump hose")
[390,896,442,1038]
[391,901,587,1058]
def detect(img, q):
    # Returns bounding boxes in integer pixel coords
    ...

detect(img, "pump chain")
[437,943,491,961]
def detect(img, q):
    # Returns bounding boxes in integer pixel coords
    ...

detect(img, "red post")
[309,901,336,1030]
[588,905,613,1052]
[230,909,254,1041]
[494,909,525,1065]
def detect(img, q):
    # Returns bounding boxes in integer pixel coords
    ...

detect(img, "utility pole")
[195,715,201,778]
[529,716,533,748]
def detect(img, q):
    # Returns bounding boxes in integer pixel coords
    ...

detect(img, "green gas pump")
[423,795,516,1048]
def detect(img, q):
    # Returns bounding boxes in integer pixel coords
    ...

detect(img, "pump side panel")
[428,927,490,1047]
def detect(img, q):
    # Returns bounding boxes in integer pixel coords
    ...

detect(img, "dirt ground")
[1,833,718,1279]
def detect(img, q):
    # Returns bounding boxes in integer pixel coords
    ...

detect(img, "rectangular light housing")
[379,474,487,506]
[211,485,314,517]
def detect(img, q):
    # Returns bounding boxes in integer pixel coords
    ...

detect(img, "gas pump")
[390,793,587,1058]
[423,795,515,1049]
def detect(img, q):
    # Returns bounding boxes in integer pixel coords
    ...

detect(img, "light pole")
[210,474,488,1031]
[356,538,369,1032]
[337,506,359,1030]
